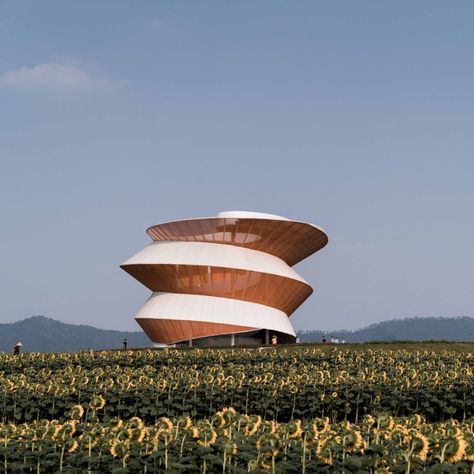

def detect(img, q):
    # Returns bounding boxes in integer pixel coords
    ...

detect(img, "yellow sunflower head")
[256,433,281,457]
[177,416,192,430]
[66,439,79,453]
[343,430,363,453]
[126,417,144,432]
[220,407,237,425]
[316,435,338,465]
[68,404,84,420]
[108,417,123,430]
[156,417,174,433]
[442,435,467,463]
[58,421,78,439]
[223,440,237,456]
[311,417,330,438]
[196,426,217,447]
[211,412,225,428]
[287,420,303,439]
[409,431,430,461]
[89,394,106,411]
[109,440,130,459]
[244,415,262,437]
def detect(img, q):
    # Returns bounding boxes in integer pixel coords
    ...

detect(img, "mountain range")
[298,316,474,343]
[0,316,150,353]
[1,315,474,352]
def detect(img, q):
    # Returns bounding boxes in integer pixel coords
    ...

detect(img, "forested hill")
[0,316,150,353]
[2,315,474,352]
[298,317,474,343]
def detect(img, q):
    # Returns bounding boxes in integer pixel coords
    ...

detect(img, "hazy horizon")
[1,1,473,332]
[4,314,474,335]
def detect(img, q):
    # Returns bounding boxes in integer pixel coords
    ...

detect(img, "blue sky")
[1,1,473,332]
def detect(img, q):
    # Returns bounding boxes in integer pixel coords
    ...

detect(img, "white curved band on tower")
[121,211,328,345]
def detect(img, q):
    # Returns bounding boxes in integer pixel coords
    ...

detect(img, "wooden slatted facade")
[122,212,328,345]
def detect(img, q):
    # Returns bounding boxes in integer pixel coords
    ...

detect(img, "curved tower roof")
[121,211,328,345]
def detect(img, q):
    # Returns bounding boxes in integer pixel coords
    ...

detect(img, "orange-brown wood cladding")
[136,318,254,344]
[121,264,313,315]
[146,218,328,266]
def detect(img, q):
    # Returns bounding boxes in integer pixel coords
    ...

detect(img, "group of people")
[322,336,346,344]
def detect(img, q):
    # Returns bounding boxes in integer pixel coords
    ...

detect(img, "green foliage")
[0,345,473,471]
[0,346,473,423]
[1,409,474,472]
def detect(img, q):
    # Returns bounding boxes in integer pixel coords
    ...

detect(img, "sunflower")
[289,384,298,394]
[460,429,474,461]
[409,431,429,461]
[67,404,84,420]
[66,439,79,453]
[109,440,130,460]
[79,432,99,448]
[316,436,337,465]
[126,417,144,432]
[287,420,303,439]
[386,428,409,445]
[89,394,106,410]
[447,370,458,380]
[125,424,147,443]
[244,415,262,437]
[376,415,394,431]
[311,417,330,438]
[108,417,124,430]
[177,416,192,430]
[340,420,351,430]
[196,426,217,447]
[203,374,214,384]
[156,379,168,390]
[442,435,467,463]
[156,417,174,433]
[220,407,237,425]
[90,424,105,438]
[409,414,424,427]
[57,421,78,439]
[143,433,159,453]
[269,420,279,434]
[343,430,363,453]
[47,424,60,440]
[256,433,281,457]
[211,412,225,428]
[222,440,237,456]
[114,428,133,444]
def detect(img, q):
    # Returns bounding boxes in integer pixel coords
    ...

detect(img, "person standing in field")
[271,335,278,345]
[123,338,128,350]
[12,341,22,356]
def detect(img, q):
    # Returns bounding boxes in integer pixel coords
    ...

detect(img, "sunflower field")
[1,346,474,472]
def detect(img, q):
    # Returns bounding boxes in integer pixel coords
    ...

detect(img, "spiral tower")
[121,211,328,346]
